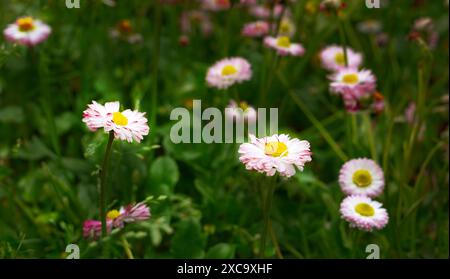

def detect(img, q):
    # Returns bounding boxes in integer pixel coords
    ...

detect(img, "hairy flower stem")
[260,178,276,258]
[121,235,134,259]
[336,12,349,67]
[150,2,161,150]
[363,112,377,161]
[100,132,114,238]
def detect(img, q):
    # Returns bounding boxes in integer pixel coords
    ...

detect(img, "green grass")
[0,0,448,259]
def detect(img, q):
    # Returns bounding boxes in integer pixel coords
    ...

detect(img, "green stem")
[259,54,279,106]
[35,48,61,157]
[260,177,276,258]
[363,112,377,161]
[278,73,348,162]
[121,235,134,259]
[337,13,349,67]
[150,2,161,146]
[100,132,115,238]
[351,114,358,146]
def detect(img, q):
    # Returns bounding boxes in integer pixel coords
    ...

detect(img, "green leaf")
[206,243,235,259]
[170,219,205,259]
[149,156,179,195]
[0,106,24,124]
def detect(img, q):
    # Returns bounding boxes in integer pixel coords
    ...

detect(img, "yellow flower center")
[239,101,249,111]
[279,21,291,35]
[106,209,121,220]
[352,169,372,187]
[334,52,346,65]
[276,36,291,48]
[342,73,359,84]
[17,17,35,32]
[221,65,238,76]
[113,111,128,126]
[355,203,375,217]
[265,141,288,157]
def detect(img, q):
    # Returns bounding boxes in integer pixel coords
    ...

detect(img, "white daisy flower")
[319,45,362,71]
[264,36,305,56]
[329,68,377,99]
[238,134,312,178]
[225,100,257,123]
[339,158,385,197]
[82,101,149,143]
[340,195,389,232]
[3,16,51,46]
[206,57,252,90]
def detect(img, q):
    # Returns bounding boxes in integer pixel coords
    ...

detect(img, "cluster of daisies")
[179,0,305,55]
[319,45,384,113]
[83,202,151,239]
[338,158,389,232]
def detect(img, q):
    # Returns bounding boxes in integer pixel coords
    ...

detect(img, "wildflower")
[83,220,111,240]
[319,0,346,13]
[180,10,213,36]
[240,0,257,5]
[409,17,439,49]
[3,16,51,46]
[83,202,151,240]
[275,17,296,37]
[238,134,312,177]
[241,21,270,38]
[329,68,376,99]
[319,45,362,71]
[179,34,190,46]
[119,202,151,224]
[82,101,150,143]
[371,92,385,114]
[225,100,257,123]
[264,36,305,56]
[340,195,389,232]
[201,0,231,11]
[357,20,382,34]
[110,20,143,44]
[339,158,384,197]
[206,57,252,90]
[249,4,284,19]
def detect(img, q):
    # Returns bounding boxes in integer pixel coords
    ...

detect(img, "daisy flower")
[340,195,389,232]
[3,16,51,46]
[264,36,305,56]
[83,202,151,239]
[119,202,151,224]
[82,101,150,143]
[225,100,257,123]
[329,68,376,99]
[206,57,252,90]
[275,17,296,37]
[320,45,362,71]
[238,134,312,177]
[249,4,284,19]
[339,158,384,197]
[241,21,269,38]
[83,220,112,239]
[180,10,213,36]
